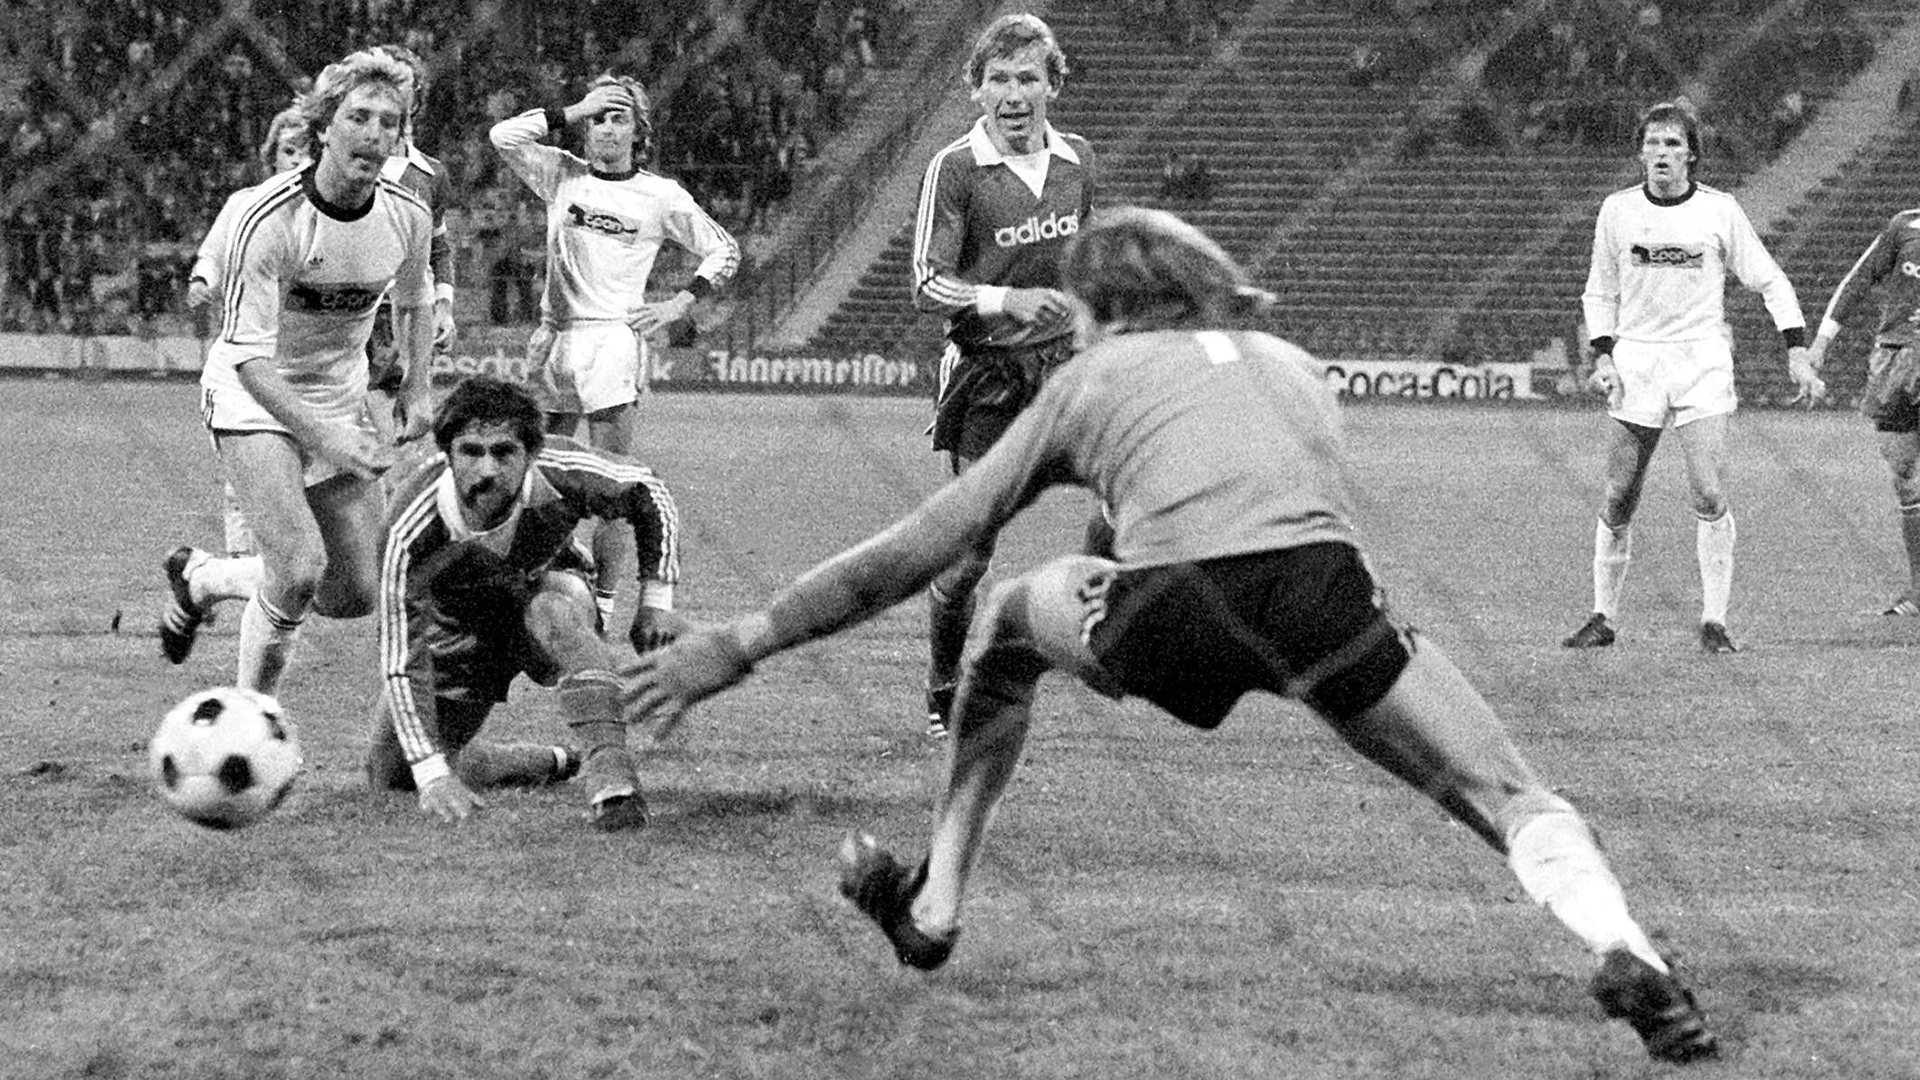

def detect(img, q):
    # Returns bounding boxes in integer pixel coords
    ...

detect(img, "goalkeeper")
[622,207,1720,1064]
[368,376,685,830]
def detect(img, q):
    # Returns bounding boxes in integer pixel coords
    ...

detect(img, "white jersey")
[1583,182,1804,345]
[489,109,739,325]
[189,167,308,300]
[201,166,433,433]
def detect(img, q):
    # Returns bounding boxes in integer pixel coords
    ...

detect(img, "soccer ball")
[149,687,302,830]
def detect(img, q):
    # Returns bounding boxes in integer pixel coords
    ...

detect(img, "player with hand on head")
[1567,100,1819,654]
[620,207,1720,1065]
[1805,202,1920,614]
[490,71,738,630]
[159,49,436,702]
[913,12,1096,737]
[370,375,684,829]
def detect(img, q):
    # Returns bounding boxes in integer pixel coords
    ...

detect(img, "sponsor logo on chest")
[286,281,385,314]
[565,202,640,238]
[995,209,1078,248]
[1630,243,1704,269]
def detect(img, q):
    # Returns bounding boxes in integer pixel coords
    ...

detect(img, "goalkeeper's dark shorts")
[1862,342,1920,433]
[1087,541,1413,728]
[931,335,1076,458]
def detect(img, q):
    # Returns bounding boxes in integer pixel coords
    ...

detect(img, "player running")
[370,376,684,830]
[620,207,1721,1065]
[159,49,435,702]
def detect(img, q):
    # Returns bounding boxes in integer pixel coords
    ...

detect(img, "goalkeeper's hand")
[1787,345,1828,407]
[619,623,753,740]
[628,605,691,655]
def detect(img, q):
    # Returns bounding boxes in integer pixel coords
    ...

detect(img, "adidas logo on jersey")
[995,210,1079,248]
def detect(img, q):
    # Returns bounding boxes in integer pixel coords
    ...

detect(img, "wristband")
[640,580,674,610]
[410,753,451,789]
[975,284,1009,316]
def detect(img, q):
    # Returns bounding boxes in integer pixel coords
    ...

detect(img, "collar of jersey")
[380,142,437,184]
[1641,181,1697,208]
[302,165,374,222]
[435,464,541,542]
[967,119,1078,167]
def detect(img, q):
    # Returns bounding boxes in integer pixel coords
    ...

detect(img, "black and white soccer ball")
[149,687,302,830]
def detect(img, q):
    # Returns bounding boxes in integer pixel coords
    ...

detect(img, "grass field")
[3,379,1918,1079]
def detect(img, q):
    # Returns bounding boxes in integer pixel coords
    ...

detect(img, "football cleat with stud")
[159,546,206,664]
[1561,613,1616,649]
[924,682,956,739]
[838,832,958,970]
[588,780,649,831]
[1883,595,1919,617]
[1590,947,1721,1064]
[1697,621,1738,654]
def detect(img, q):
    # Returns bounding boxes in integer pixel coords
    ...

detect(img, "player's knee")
[961,581,1051,704]
[527,573,595,627]
[1691,491,1727,521]
[964,556,1117,699]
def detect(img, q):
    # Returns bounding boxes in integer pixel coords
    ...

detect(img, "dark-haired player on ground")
[370,376,684,829]
[912,12,1096,736]
[621,207,1720,1064]
[1564,100,1821,654]
[1805,201,1920,614]
[491,71,738,629]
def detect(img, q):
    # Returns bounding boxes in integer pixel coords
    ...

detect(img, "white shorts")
[1610,335,1736,429]
[539,322,642,414]
[201,384,376,488]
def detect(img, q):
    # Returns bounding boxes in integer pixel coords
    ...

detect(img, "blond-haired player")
[160,49,434,704]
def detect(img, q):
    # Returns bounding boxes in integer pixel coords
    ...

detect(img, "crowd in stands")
[0,0,911,337]
[1344,0,1881,170]
[0,0,1897,340]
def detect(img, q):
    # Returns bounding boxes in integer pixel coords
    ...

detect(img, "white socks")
[1508,812,1668,973]
[1593,512,1736,626]
[1696,511,1735,625]
[237,593,303,696]
[1592,519,1631,619]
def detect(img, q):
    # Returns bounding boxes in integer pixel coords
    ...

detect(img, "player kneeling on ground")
[369,376,685,829]
[621,207,1720,1063]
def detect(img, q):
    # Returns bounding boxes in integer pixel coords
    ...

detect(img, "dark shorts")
[1863,343,1920,433]
[932,336,1076,457]
[419,545,594,703]
[1087,542,1413,728]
